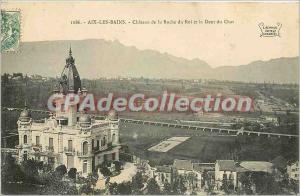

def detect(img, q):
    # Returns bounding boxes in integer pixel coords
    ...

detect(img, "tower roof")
[59,47,81,94]
[19,105,31,122]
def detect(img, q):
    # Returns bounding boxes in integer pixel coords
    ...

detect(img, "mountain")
[1,39,298,83]
[212,57,299,84]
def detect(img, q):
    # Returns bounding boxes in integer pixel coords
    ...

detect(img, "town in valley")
[1,47,299,195]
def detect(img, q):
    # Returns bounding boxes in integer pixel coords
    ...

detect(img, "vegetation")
[146,178,161,195]
[1,153,102,195]
[68,168,77,179]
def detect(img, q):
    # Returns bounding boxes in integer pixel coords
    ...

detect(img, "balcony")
[16,143,31,149]
[64,147,75,155]
[32,144,42,152]
[76,151,92,158]
[45,146,54,152]
[92,143,114,153]
[92,147,100,153]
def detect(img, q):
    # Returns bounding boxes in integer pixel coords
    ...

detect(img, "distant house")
[173,159,193,175]
[155,165,174,186]
[215,160,237,190]
[192,163,215,189]
[172,159,203,190]
[287,161,299,181]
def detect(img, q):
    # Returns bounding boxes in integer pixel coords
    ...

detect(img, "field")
[119,122,299,166]
[148,137,190,152]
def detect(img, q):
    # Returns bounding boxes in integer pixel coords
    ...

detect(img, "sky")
[2,1,299,67]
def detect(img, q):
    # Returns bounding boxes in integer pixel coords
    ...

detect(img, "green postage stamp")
[1,10,21,52]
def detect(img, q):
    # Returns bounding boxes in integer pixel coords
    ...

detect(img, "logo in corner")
[258,22,282,37]
[1,10,21,52]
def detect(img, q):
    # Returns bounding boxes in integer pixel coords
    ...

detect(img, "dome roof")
[58,47,82,94]
[107,110,118,120]
[19,108,31,122]
[78,115,91,124]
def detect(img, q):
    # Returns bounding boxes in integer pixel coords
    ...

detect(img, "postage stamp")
[1,10,21,52]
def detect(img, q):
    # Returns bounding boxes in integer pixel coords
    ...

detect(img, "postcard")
[1,1,299,195]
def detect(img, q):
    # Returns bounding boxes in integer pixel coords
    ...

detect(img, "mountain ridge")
[2,39,299,83]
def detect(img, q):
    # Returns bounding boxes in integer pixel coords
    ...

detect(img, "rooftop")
[193,163,215,172]
[216,160,236,171]
[239,161,273,173]
[156,165,172,173]
[173,159,193,171]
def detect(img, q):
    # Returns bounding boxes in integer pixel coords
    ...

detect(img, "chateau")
[16,48,120,176]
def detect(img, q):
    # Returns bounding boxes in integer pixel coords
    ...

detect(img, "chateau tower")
[59,47,81,94]
[17,105,32,161]
[16,48,121,176]
[54,47,83,126]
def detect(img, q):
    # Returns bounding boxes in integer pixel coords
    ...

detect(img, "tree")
[2,153,25,183]
[40,172,78,195]
[113,161,122,173]
[68,168,77,180]
[100,166,112,177]
[163,182,172,195]
[55,164,67,178]
[146,178,161,195]
[251,172,281,195]
[21,159,43,183]
[132,172,144,193]
[172,176,187,194]
[117,182,132,195]
[221,178,234,194]
[109,182,119,194]
[79,184,93,195]
[87,172,99,194]
[239,172,253,194]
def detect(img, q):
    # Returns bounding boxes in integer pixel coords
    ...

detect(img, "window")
[36,136,40,145]
[60,119,68,125]
[23,135,27,144]
[67,155,74,169]
[83,160,88,173]
[83,141,88,155]
[223,173,227,180]
[102,137,106,146]
[97,140,100,149]
[68,140,73,151]
[92,139,94,148]
[49,138,53,148]
[112,133,116,143]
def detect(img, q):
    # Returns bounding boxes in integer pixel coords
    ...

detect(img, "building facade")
[287,161,299,181]
[16,48,120,176]
[215,160,237,190]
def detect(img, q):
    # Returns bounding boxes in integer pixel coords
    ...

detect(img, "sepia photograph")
[1,1,299,195]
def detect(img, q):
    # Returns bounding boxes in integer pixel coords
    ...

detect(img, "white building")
[16,48,120,176]
[173,159,202,190]
[287,161,299,181]
[154,165,174,187]
[215,160,237,190]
